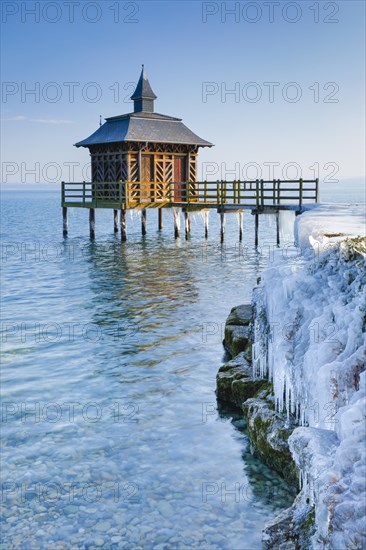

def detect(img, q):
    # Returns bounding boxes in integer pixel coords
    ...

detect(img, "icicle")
[279,210,295,242]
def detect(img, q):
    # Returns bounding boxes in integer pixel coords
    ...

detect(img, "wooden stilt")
[114,209,119,233]
[238,211,243,241]
[173,209,180,239]
[184,211,190,240]
[158,209,163,230]
[204,211,209,239]
[276,211,280,246]
[141,209,147,236]
[255,213,259,247]
[120,209,127,241]
[89,208,95,239]
[220,211,225,242]
[62,207,68,237]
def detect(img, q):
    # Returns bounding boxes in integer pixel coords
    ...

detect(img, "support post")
[120,209,127,241]
[204,210,209,239]
[260,179,264,208]
[184,211,190,240]
[220,211,225,242]
[238,211,243,241]
[141,208,147,236]
[276,211,280,246]
[158,209,163,230]
[299,178,303,210]
[114,209,119,233]
[255,213,259,247]
[62,207,68,237]
[89,209,95,239]
[173,209,180,239]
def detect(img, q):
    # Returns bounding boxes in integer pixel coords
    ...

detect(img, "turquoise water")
[1,183,363,549]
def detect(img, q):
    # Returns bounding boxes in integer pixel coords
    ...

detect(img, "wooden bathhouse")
[76,65,213,191]
[62,66,318,242]
[66,66,213,238]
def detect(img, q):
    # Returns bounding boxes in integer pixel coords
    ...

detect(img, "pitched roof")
[131,66,157,100]
[75,67,213,148]
[75,112,213,148]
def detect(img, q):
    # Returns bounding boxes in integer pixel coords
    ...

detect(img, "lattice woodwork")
[189,155,197,182]
[155,155,164,182]
[165,155,173,182]
[129,153,139,181]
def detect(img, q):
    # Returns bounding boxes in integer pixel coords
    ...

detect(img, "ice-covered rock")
[263,492,315,550]
[289,427,338,503]
[295,204,365,252]
[252,205,365,548]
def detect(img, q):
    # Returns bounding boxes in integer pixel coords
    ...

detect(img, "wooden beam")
[114,209,119,233]
[184,211,190,240]
[173,208,180,239]
[238,211,243,241]
[255,213,259,247]
[120,209,127,241]
[204,210,209,239]
[276,211,280,246]
[141,209,147,236]
[89,208,95,239]
[158,208,163,230]
[62,207,68,237]
[220,211,225,242]
[138,149,142,180]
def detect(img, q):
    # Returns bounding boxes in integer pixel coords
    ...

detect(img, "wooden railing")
[61,179,319,210]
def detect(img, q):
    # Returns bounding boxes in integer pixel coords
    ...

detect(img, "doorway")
[173,156,187,202]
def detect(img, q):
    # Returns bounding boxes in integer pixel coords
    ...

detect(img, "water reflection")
[1,191,295,549]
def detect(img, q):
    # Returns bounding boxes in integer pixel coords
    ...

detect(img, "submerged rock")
[242,397,298,487]
[216,353,266,408]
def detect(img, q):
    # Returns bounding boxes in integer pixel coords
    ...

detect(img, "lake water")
[1,181,364,549]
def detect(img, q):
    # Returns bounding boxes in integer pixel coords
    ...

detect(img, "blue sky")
[1,0,365,185]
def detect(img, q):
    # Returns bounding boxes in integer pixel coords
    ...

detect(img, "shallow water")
[3,186,357,549]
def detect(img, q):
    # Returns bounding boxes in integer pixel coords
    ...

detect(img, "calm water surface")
[2,184,361,549]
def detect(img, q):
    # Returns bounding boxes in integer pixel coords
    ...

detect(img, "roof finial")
[99,115,102,127]
[131,66,157,113]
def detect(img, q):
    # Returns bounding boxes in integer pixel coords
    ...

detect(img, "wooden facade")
[66,65,213,235]
[89,142,198,192]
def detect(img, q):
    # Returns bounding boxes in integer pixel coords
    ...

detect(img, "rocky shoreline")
[216,304,313,549]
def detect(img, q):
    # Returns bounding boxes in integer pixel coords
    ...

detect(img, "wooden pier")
[61,178,319,242]
[64,68,319,243]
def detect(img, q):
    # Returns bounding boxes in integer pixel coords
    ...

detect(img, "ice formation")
[252,205,366,547]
